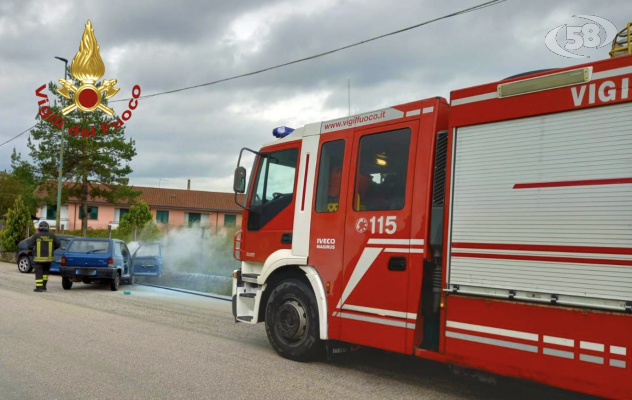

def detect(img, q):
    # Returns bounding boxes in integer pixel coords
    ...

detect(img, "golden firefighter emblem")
[57,20,119,116]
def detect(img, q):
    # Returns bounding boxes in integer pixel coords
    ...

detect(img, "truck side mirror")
[234,167,247,194]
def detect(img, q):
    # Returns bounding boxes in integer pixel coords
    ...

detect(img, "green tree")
[118,201,155,238]
[9,148,39,214]
[27,73,139,237]
[0,174,25,219]
[0,196,36,252]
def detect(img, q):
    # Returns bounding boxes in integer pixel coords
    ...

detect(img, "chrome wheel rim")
[275,299,308,342]
[18,258,30,272]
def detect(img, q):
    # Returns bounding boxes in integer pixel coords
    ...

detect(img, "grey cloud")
[1,0,630,191]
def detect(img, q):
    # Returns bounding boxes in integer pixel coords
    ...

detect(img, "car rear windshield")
[135,244,160,257]
[68,240,110,254]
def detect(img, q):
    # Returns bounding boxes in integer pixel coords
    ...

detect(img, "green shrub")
[118,201,154,237]
[0,196,35,252]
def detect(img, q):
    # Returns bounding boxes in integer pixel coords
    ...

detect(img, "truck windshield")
[68,240,110,254]
[250,148,299,207]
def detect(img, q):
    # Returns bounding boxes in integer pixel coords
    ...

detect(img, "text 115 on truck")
[231,24,632,400]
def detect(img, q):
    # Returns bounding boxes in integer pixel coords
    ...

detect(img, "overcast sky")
[1,0,630,192]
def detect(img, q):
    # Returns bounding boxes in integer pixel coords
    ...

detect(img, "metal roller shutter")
[448,102,632,311]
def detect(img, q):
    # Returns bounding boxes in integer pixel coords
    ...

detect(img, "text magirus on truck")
[231,24,632,400]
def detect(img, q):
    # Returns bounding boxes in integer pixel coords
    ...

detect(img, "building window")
[187,212,201,227]
[156,210,169,224]
[315,140,345,213]
[224,214,237,228]
[119,208,129,221]
[79,206,99,220]
[354,128,411,211]
[46,205,57,220]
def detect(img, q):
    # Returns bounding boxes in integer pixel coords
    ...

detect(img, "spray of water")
[129,225,238,295]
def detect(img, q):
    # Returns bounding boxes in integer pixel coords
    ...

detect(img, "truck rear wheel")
[265,279,322,361]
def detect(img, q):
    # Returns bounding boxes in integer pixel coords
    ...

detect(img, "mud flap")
[325,340,359,361]
[232,294,237,322]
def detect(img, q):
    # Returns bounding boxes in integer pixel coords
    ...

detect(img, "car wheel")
[110,272,120,291]
[62,277,73,290]
[265,279,322,361]
[17,256,33,273]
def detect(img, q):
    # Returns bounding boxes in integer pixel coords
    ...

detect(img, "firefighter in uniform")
[26,221,61,292]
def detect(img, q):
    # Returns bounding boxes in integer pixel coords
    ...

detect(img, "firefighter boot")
[34,279,44,292]
[42,275,48,291]
[33,287,43,293]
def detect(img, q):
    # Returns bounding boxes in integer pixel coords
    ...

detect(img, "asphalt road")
[0,261,602,400]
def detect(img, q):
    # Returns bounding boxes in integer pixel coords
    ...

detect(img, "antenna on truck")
[610,22,631,58]
[348,78,351,116]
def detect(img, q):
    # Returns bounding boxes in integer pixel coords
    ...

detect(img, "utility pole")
[54,56,68,232]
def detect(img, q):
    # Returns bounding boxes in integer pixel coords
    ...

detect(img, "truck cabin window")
[354,128,411,211]
[315,140,345,213]
[248,147,299,230]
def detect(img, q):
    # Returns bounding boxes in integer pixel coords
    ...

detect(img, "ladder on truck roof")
[610,22,631,58]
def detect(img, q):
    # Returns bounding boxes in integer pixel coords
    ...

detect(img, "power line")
[1,0,506,149]
[112,0,507,102]
[0,125,35,148]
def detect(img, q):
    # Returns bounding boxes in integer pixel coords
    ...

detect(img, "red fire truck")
[231,25,632,399]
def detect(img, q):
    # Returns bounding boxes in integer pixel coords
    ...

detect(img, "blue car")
[60,238,161,291]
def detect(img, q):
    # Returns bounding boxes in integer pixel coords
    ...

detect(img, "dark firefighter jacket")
[26,232,61,263]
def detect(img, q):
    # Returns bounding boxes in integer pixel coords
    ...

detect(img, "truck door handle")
[388,257,406,271]
[281,233,293,244]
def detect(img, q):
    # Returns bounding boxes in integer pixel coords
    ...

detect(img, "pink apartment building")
[35,185,243,232]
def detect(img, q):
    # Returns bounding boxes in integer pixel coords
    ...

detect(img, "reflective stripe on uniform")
[34,235,55,262]
[43,275,49,280]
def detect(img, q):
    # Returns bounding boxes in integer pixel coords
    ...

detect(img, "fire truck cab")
[233,96,448,358]
[232,25,632,400]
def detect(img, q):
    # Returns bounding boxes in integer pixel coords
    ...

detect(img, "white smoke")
[129,226,238,277]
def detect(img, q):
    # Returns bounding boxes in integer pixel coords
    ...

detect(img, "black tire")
[62,277,73,290]
[265,279,322,361]
[17,256,33,273]
[110,272,120,291]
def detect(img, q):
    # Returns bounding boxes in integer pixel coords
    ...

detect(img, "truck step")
[237,316,253,321]
[242,273,260,279]
[239,293,256,298]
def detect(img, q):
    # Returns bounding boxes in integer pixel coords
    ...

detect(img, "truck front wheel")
[265,279,322,361]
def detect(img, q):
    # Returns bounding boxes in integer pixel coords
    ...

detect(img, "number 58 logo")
[545,15,618,58]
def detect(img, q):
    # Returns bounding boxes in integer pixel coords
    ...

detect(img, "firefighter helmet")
[38,221,49,231]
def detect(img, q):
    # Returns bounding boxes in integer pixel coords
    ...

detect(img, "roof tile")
[35,183,245,212]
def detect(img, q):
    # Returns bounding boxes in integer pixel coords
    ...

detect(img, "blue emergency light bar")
[273,126,295,138]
